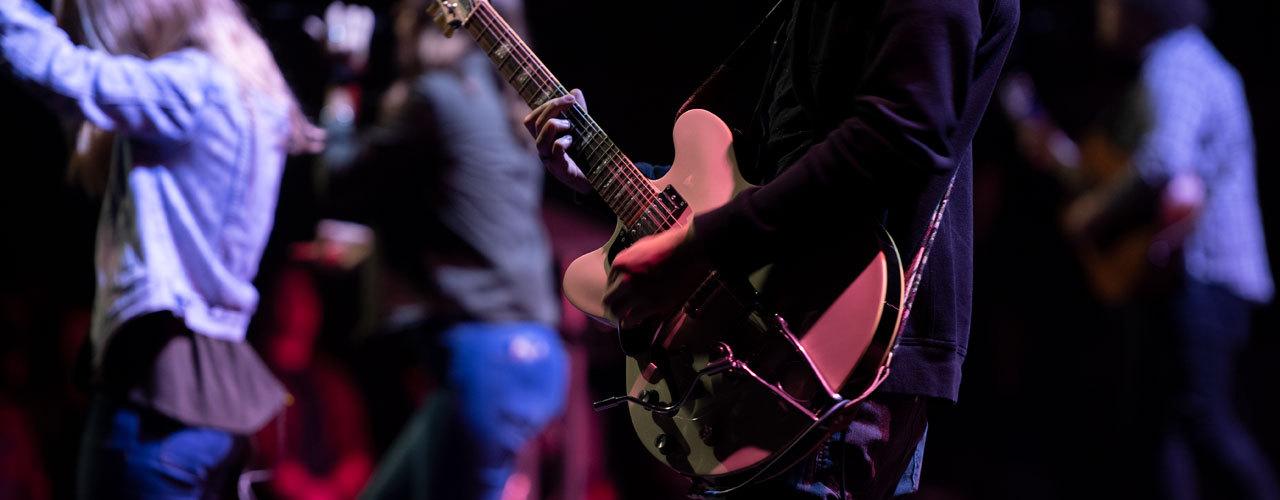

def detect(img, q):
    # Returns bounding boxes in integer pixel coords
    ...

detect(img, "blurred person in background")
[255,264,374,500]
[0,0,322,496]
[1005,0,1278,497]
[304,1,567,498]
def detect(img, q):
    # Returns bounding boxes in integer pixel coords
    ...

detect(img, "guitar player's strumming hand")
[524,89,592,193]
[604,223,713,327]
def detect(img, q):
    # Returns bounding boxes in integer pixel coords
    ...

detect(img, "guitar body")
[565,110,905,489]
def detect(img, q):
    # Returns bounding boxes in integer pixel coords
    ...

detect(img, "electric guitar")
[427,1,905,492]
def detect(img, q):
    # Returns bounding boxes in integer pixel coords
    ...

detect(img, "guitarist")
[527,0,1017,497]
[1010,1,1278,498]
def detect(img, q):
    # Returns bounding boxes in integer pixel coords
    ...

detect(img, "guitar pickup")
[658,185,688,214]
[642,185,689,229]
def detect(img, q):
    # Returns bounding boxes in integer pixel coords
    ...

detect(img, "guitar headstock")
[426,0,480,37]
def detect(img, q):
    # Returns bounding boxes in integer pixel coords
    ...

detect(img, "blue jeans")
[362,322,569,500]
[76,398,244,499]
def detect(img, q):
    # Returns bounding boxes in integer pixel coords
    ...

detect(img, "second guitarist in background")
[1009,0,1278,498]
[528,0,1018,497]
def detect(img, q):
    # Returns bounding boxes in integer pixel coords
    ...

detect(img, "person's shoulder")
[181,49,291,117]
[1143,29,1231,85]
[148,48,237,106]
[152,47,220,81]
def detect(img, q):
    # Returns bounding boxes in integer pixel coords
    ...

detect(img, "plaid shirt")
[1132,28,1274,304]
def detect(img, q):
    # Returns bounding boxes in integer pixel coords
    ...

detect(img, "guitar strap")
[898,172,957,334]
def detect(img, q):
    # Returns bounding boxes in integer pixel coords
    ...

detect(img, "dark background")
[0,0,1276,498]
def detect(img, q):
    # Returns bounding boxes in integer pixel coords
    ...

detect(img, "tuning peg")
[425,1,462,37]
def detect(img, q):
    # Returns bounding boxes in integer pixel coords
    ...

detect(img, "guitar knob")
[640,389,660,405]
[698,424,714,444]
[655,433,676,455]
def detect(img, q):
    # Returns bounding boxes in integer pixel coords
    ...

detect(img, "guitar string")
[468,4,676,229]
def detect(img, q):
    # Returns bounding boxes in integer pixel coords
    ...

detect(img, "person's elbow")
[838,97,960,181]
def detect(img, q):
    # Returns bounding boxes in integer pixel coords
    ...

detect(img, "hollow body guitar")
[428,0,905,492]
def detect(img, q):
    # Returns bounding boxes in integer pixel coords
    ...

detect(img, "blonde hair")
[75,0,321,153]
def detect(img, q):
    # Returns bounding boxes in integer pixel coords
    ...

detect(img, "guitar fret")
[585,130,602,152]
[527,87,548,106]
[580,153,600,178]
[601,141,616,167]
[607,180,627,213]
[623,198,643,226]
[631,185,654,222]
[613,177,634,210]
[600,151,621,186]
[607,175,624,204]
[492,45,510,66]
[598,162,626,207]
[533,84,557,107]
[599,171,615,194]
[582,137,603,165]
[574,136,594,167]
[513,71,534,95]
[593,136,612,165]
[477,29,498,51]
[530,84,550,104]
[616,181,634,214]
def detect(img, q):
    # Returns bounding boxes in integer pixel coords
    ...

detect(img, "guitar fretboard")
[462,3,659,226]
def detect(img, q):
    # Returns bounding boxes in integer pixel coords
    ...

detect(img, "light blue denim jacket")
[0,0,289,356]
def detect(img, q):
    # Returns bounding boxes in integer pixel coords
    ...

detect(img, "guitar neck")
[461,3,657,224]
